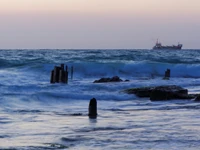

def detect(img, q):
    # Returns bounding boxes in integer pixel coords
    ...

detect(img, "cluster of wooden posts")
[50,64,73,84]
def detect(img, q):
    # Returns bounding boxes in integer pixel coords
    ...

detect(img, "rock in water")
[194,95,200,101]
[94,76,123,83]
[124,85,190,101]
[150,85,188,101]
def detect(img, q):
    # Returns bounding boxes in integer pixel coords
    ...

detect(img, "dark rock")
[124,79,130,82]
[71,113,82,116]
[194,94,200,101]
[150,85,188,101]
[124,85,191,101]
[94,76,123,83]
[95,77,111,83]
[150,89,170,101]
[110,76,123,82]
[124,87,154,97]
[136,89,153,97]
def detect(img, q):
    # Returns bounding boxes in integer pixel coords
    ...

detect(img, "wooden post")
[163,69,170,80]
[166,69,170,78]
[59,64,67,83]
[50,70,55,83]
[59,70,65,83]
[88,98,97,119]
[71,66,73,80]
[53,66,58,83]
[165,69,170,78]
[54,66,62,83]
[61,64,64,71]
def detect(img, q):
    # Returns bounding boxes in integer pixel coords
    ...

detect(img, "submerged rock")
[150,85,188,101]
[124,85,193,101]
[124,87,154,97]
[194,94,200,101]
[94,76,123,83]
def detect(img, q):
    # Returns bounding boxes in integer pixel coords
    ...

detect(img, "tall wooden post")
[88,98,97,119]
[65,65,68,84]
[50,70,55,83]
[59,64,65,83]
[163,69,170,80]
[61,64,64,71]
[53,66,60,83]
[166,69,170,78]
[59,70,64,83]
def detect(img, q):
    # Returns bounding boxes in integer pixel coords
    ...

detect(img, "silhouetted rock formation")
[94,76,123,83]
[194,95,200,101]
[124,85,194,101]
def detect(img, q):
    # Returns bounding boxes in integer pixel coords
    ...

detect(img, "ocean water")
[0,49,200,149]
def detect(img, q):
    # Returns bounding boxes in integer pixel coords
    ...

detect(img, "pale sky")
[0,0,200,49]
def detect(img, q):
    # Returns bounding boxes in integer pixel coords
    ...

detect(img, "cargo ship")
[153,40,183,50]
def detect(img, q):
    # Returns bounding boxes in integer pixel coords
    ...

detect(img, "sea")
[1,49,200,150]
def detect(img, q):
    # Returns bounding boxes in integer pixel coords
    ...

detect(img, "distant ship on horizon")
[153,40,183,50]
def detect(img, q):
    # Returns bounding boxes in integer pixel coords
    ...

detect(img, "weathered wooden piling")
[163,69,170,80]
[59,69,65,83]
[50,70,55,83]
[50,64,69,84]
[65,66,68,84]
[54,66,60,83]
[61,64,64,71]
[166,69,170,78]
[88,98,97,119]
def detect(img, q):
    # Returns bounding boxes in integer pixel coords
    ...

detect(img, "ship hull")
[153,46,182,50]
[152,40,183,50]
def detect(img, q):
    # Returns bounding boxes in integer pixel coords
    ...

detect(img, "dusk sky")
[0,0,199,49]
